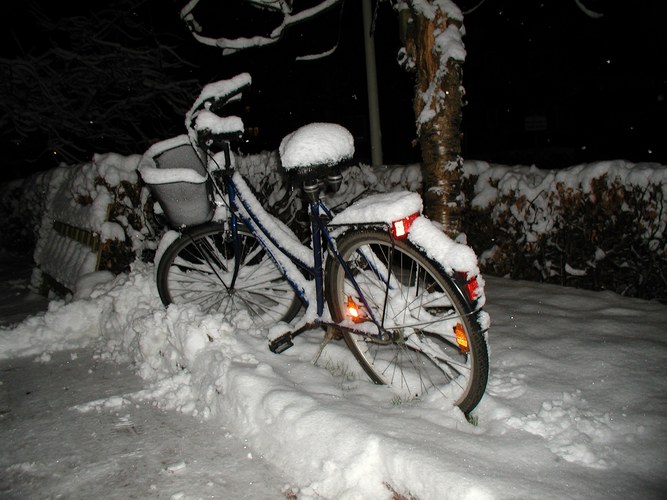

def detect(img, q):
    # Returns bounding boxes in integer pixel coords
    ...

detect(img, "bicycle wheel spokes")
[157,223,301,328]
[325,229,488,413]
[351,255,469,398]
[363,334,467,400]
[350,244,460,333]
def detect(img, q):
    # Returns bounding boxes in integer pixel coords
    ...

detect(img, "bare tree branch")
[0,0,200,168]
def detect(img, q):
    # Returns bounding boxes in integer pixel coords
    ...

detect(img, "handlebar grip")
[187,73,252,120]
[193,111,244,140]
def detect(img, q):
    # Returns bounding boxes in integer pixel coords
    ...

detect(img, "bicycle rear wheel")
[325,228,488,414]
[157,223,302,328]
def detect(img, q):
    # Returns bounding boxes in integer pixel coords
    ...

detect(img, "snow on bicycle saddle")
[279,123,354,175]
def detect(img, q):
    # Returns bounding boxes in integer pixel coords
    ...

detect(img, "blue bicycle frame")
[223,170,383,344]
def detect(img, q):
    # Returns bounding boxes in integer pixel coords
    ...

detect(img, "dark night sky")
[460,1,667,168]
[219,0,667,169]
[2,0,666,177]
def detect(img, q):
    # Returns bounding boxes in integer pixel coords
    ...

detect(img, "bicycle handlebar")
[186,73,252,151]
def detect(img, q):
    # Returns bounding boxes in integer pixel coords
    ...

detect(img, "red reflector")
[391,212,419,239]
[465,277,479,301]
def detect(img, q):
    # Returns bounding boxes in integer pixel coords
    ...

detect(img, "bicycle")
[139,73,490,415]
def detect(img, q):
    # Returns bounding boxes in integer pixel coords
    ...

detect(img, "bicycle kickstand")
[311,327,340,365]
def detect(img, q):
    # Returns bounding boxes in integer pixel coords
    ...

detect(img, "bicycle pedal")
[269,334,294,354]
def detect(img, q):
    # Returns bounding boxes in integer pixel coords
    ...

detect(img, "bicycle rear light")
[454,323,469,352]
[391,212,419,239]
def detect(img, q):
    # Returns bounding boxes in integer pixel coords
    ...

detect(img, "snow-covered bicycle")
[139,73,489,414]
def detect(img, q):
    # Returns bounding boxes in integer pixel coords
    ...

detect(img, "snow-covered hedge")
[315,159,666,302]
[460,160,666,302]
[0,171,52,252]
[1,154,155,294]
[1,153,665,302]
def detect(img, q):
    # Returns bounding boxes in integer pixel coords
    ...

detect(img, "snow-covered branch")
[574,0,603,19]
[179,0,342,54]
[462,0,486,15]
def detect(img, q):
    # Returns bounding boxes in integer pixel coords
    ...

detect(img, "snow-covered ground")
[1,247,666,499]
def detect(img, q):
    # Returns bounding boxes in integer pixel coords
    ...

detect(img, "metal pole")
[362,0,383,166]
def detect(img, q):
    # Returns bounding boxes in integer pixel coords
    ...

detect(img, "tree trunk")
[402,2,465,237]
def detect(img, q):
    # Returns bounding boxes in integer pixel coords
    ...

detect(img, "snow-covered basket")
[138,135,213,227]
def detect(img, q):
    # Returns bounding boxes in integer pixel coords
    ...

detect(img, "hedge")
[1,155,664,302]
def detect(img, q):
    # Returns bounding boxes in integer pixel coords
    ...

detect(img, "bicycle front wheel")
[157,223,302,328]
[325,228,488,414]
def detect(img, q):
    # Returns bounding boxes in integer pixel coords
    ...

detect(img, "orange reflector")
[454,323,469,352]
[347,296,362,322]
[391,212,420,239]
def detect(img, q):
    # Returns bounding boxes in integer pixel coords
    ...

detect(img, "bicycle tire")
[324,228,488,414]
[157,222,302,328]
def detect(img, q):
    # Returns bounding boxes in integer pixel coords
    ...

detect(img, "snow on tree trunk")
[400,0,465,237]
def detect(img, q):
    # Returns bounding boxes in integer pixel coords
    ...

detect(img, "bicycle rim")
[325,229,488,414]
[157,223,301,328]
